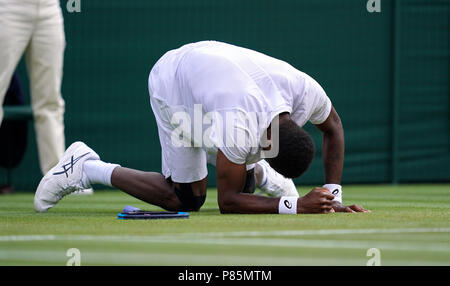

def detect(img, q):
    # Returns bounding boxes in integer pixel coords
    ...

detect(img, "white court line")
[1,235,450,252]
[0,235,56,242]
[200,227,450,237]
[1,227,450,242]
[0,227,450,253]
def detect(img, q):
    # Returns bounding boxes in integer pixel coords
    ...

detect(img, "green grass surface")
[1,184,449,265]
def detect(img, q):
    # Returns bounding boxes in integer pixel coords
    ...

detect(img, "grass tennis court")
[1,184,449,266]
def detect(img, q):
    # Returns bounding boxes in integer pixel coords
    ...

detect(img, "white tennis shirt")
[148,41,331,165]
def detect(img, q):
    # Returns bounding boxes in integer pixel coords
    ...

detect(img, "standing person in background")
[0,0,92,194]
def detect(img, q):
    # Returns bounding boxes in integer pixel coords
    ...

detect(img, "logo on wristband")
[332,189,340,195]
[284,200,292,209]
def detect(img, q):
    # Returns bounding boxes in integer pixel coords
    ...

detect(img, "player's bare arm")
[315,106,345,184]
[216,149,334,214]
[315,106,369,213]
[216,149,279,214]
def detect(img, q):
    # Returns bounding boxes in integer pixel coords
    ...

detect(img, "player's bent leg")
[34,141,208,213]
[166,177,207,212]
[110,167,184,211]
[110,169,207,212]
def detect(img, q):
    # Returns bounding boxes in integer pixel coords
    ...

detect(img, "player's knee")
[172,182,206,212]
[177,193,206,212]
[184,195,206,212]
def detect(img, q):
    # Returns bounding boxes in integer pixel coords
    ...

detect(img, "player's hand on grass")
[297,187,335,214]
[331,201,370,213]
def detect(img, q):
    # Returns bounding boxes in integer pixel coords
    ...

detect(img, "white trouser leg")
[27,0,66,174]
[0,0,35,122]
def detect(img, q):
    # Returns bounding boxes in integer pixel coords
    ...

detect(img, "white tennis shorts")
[149,95,209,183]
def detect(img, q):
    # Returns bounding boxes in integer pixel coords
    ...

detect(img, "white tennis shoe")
[34,141,99,212]
[257,160,299,198]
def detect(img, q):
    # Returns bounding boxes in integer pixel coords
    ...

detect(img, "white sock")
[82,160,120,187]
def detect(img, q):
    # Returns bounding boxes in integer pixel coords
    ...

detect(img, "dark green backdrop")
[2,0,449,191]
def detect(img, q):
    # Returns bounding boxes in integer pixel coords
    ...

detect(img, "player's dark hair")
[267,119,315,178]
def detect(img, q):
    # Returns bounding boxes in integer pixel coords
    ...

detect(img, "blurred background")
[1,0,448,191]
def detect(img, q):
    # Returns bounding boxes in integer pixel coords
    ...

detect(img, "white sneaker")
[257,160,299,198]
[34,142,99,212]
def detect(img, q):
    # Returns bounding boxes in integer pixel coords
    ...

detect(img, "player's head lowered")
[266,117,315,178]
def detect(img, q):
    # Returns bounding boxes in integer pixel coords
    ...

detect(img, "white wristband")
[278,196,298,214]
[323,184,342,203]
